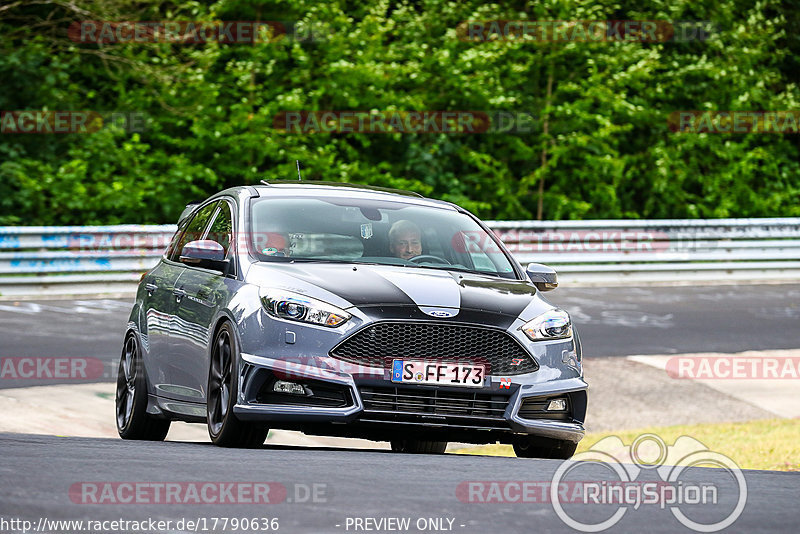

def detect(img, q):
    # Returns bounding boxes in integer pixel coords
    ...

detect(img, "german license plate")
[391,360,485,388]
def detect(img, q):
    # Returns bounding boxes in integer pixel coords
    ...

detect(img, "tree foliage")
[1,0,799,225]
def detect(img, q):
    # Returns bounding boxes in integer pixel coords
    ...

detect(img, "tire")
[207,322,269,448]
[115,333,171,440]
[513,436,577,459]
[391,439,448,454]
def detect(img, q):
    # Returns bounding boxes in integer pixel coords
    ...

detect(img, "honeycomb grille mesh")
[330,322,537,375]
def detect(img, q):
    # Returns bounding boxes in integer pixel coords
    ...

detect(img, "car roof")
[241,181,459,210]
[178,183,461,225]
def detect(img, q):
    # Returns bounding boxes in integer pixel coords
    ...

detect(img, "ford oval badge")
[421,308,457,318]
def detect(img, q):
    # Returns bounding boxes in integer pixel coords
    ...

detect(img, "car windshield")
[249,195,518,279]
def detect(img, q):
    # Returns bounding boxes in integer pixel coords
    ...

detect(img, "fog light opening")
[546,398,567,411]
[273,380,306,395]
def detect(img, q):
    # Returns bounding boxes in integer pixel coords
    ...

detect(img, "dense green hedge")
[1,0,799,225]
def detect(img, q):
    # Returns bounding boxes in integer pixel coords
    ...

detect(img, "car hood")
[248,262,543,319]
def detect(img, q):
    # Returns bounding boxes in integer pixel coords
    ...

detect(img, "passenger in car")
[388,220,422,260]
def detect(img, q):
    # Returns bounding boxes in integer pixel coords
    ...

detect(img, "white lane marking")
[0,303,42,314]
[628,350,800,418]
[0,300,130,315]
[558,305,674,328]
[600,311,674,328]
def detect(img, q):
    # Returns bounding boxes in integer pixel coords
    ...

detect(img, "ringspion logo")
[550,434,746,532]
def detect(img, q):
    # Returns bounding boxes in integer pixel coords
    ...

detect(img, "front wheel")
[391,439,447,454]
[115,333,170,440]
[513,436,577,459]
[207,322,269,448]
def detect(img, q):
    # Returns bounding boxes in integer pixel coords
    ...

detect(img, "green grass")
[453,419,800,471]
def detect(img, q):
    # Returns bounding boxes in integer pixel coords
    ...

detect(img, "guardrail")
[0,225,174,296]
[1,218,799,296]
[487,217,800,284]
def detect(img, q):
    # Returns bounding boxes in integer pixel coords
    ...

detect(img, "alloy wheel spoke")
[221,362,230,383]
[124,390,134,423]
[210,394,219,423]
[220,383,229,417]
[208,328,236,435]
[210,356,222,383]
[116,336,139,429]
[122,343,133,382]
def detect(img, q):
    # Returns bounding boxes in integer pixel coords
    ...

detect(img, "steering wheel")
[408,254,451,265]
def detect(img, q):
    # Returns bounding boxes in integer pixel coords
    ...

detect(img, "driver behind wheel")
[388,220,422,260]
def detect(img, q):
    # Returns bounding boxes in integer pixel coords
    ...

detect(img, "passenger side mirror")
[180,240,229,273]
[526,263,558,291]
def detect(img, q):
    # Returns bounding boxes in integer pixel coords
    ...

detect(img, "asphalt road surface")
[0,433,797,534]
[1,285,799,390]
[549,284,800,357]
[0,284,798,389]
[1,288,798,533]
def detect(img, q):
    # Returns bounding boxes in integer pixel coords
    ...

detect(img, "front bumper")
[233,352,587,444]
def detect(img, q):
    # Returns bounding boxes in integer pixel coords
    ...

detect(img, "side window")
[168,201,218,262]
[205,201,234,256]
[164,218,190,259]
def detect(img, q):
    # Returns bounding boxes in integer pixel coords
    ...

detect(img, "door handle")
[172,287,186,301]
[145,283,158,295]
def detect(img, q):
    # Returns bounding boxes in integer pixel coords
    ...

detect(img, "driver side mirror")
[180,240,229,274]
[526,263,558,291]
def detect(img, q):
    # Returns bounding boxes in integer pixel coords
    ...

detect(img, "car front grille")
[358,386,511,428]
[330,321,538,375]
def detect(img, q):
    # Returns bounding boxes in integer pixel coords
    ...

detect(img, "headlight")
[260,289,351,327]
[519,308,572,341]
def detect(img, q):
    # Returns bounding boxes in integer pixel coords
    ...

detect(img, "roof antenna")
[296,160,303,181]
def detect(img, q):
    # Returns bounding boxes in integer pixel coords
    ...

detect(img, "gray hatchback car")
[116,182,587,457]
